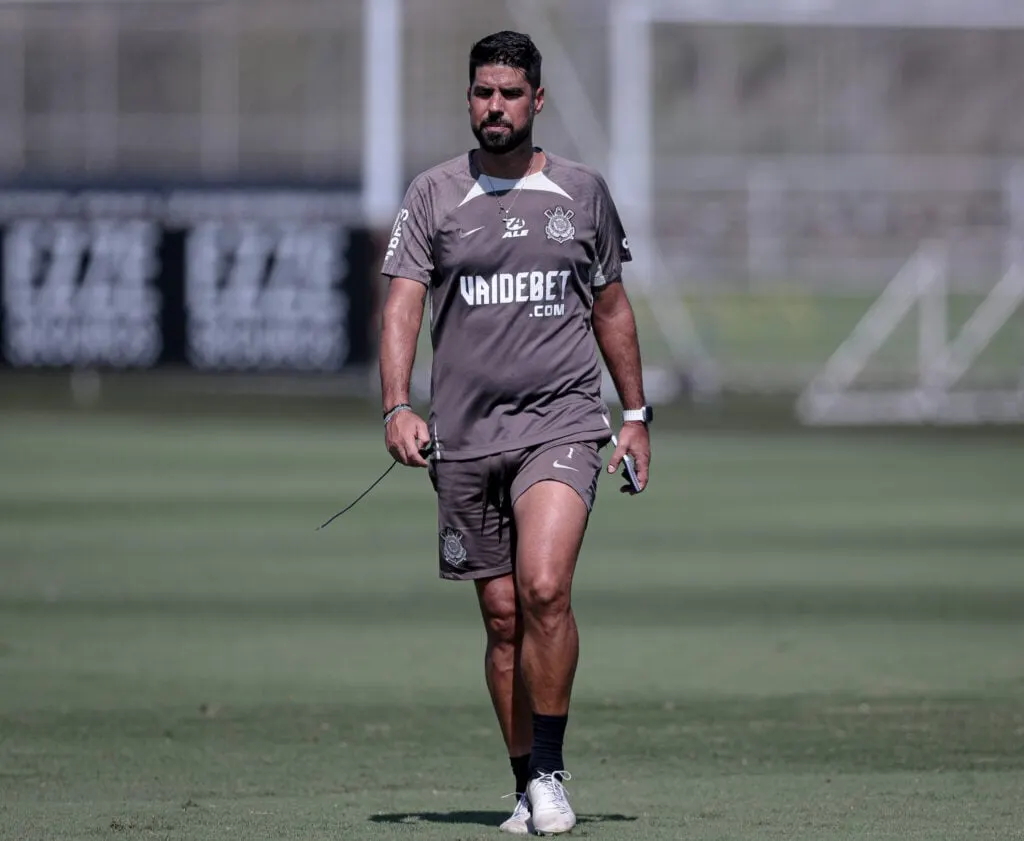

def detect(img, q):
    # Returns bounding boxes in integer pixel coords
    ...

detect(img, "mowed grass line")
[1,409,1023,840]
[2,696,1023,841]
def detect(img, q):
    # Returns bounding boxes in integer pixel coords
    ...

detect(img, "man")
[378,30,652,836]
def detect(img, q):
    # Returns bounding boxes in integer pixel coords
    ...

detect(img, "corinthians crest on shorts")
[439,526,467,567]
[544,206,576,244]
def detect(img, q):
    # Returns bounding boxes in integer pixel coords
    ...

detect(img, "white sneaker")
[526,771,576,835]
[498,793,532,835]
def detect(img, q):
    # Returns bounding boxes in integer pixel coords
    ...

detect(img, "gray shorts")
[427,439,606,581]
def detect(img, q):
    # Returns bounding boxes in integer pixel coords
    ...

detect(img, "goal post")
[617,0,1024,423]
[502,0,722,403]
[795,241,1024,425]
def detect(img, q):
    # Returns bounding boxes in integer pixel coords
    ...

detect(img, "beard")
[472,117,533,155]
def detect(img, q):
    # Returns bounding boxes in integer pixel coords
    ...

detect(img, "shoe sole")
[531,824,576,836]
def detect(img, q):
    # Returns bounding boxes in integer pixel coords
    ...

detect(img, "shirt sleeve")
[591,173,632,289]
[380,177,434,285]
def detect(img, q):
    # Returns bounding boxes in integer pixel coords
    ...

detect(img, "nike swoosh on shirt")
[459,226,485,238]
[552,460,579,471]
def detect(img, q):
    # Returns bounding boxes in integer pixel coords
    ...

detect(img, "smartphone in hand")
[610,434,643,494]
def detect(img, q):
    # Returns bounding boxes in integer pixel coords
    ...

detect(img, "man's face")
[469,64,543,155]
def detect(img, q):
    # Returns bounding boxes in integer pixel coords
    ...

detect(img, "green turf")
[1,402,1023,840]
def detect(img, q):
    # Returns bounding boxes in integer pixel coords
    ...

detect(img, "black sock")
[528,713,568,777]
[510,753,531,795]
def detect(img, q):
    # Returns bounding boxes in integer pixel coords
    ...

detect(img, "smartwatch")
[622,405,654,425]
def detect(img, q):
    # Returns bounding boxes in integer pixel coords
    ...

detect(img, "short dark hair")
[469,31,542,91]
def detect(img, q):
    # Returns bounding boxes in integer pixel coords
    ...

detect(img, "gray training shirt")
[381,149,633,461]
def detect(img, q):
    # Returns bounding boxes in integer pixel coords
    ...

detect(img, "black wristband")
[383,403,412,425]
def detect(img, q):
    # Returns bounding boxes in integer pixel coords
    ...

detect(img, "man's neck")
[476,144,542,181]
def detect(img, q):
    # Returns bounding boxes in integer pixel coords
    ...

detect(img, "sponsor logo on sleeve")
[384,208,409,263]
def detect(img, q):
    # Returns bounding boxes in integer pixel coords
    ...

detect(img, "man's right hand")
[385,409,431,467]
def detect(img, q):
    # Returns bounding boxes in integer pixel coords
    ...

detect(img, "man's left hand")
[607,421,651,494]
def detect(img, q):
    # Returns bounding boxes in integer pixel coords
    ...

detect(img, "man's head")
[468,31,544,156]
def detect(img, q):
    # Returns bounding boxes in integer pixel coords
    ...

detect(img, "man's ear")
[533,86,545,114]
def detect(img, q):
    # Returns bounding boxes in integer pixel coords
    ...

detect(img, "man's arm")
[379,276,430,466]
[592,281,650,491]
[592,282,645,409]
[380,276,426,409]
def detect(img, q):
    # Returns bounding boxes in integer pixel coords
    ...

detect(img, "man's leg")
[514,480,588,749]
[474,573,533,787]
[512,479,591,835]
[430,454,535,833]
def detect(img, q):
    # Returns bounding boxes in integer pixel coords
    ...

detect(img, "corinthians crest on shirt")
[544,206,576,244]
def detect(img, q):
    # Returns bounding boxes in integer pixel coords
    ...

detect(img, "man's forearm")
[379,288,424,412]
[592,287,646,410]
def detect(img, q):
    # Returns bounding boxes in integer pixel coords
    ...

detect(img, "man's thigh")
[508,440,604,589]
[430,455,514,581]
[510,440,604,512]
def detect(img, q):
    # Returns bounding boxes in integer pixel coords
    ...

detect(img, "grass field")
[2,388,1023,840]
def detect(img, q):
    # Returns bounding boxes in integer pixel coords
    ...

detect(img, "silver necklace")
[482,153,536,221]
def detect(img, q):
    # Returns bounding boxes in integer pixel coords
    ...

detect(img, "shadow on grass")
[370,810,637,829]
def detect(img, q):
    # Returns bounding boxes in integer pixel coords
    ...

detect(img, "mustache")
[483,121,512,129]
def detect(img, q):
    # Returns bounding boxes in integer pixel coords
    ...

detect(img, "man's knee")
[478,579,521,648]
[520,573,571,619]
[485,607,519,649]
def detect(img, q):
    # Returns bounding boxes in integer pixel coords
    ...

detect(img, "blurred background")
[1,0,1022,420]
